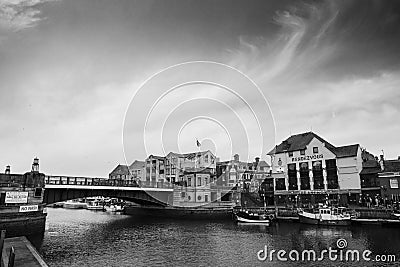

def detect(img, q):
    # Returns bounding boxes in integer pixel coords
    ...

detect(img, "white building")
[268,132,364,206]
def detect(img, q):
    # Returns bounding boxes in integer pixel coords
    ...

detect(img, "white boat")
[234,210,273,224]
[298,206,353,226]
[86,197,105,211]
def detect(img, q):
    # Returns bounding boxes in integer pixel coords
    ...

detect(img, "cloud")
[0,0,56,33]
[228,1,341,84]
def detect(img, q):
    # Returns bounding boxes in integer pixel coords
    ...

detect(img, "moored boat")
[234,209,273,224]
[86,197,106,211]
[298,205,354,226]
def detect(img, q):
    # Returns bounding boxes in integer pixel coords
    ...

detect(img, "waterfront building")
[165,150,216,184]
[360,155,381,198]
[129,160,145,183]
[268,132,369,206]
[145,155,166,186]
[109,164,130,180]
[216,154,271,191]
[378,157,400,203]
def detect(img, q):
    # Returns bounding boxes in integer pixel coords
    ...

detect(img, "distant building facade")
[268,132,369,206]
[109,164,130,180]
[129,160,145,183]
[145,155,166,186]
[165,151,216,184]
[378,157,400,202]
[216,154,271,191]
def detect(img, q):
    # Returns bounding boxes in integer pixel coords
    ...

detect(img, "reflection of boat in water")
[234,209,274,224]
[104,204,124,212]
[298,206,355,226]
[63,200,87,209]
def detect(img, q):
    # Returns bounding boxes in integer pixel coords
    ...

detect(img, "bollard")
[8,247,14,267]
[0,230,5,264]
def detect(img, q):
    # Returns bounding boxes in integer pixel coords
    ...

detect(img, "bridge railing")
[44,176,175,189]
[45,176,243,191]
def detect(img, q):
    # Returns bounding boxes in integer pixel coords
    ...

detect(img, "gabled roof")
[268,131,359,158]
[268,132,336,155]
[109,164,130,175]
[129,160,145,170]
[258,160,270,167]
[382,160,400,172]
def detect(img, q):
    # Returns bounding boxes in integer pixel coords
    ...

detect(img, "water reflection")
[38,208,400,267]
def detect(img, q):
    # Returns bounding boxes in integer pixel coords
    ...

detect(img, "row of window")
[288,147,319,157]
[187,177,209,187]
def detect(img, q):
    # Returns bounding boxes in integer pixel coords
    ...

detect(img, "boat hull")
[235,215,270,224]
[298,213,351,226]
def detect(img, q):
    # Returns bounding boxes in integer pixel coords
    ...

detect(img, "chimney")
[32,158,39,172]
[379,155,384,171]
[5,165,10,175]
[233,154,239,162]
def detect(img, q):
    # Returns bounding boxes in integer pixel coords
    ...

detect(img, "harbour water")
[30,208,400,266]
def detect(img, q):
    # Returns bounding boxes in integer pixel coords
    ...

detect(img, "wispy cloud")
[0,0,56,33]
[228,1,340,83]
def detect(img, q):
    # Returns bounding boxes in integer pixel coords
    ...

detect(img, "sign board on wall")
[19,205,39,212]
[5,191,28,204]
[291,154,324,162]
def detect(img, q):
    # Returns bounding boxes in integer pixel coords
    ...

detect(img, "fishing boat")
[298,205,354,226]
[234,209,273,224]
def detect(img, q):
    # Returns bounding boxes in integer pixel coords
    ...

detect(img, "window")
[188,178,192,187]
[288,151,293,157]
[313,147,319,154]
[205,155,208,163]
[390,179,399,189]
[198,177,201,186]
[197,195,201,201]
[300,149,306,155]
[34,188,42,197]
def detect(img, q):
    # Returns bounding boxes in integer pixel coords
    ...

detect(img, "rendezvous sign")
[5,191,28,204]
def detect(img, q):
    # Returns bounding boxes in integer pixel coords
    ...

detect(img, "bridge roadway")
[44,176,174,206]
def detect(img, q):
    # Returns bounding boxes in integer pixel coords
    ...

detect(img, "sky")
[1,0,400,177]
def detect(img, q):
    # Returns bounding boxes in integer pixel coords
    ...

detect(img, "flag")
[196,139,201,147]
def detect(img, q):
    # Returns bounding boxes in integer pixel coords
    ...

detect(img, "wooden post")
[8,247,15,267]
[0,229,6,265]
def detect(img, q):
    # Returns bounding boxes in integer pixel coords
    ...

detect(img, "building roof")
[167,150,213,159]
[382,160,400,172]
[147,155,165,160]
[109,164,130,175]
[129,160,145,170]
[268,131,359,158]
[334,144,359,158]
[258,160,270,167]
